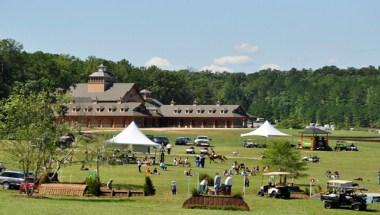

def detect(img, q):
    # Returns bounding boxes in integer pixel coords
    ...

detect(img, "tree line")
[1,38,380,128]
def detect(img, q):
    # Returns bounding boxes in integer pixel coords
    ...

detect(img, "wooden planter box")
[183,195,250,211]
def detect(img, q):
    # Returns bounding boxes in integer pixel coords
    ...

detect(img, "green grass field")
[1,128,380,215]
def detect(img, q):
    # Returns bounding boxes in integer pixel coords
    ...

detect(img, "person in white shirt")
[166,143,172,155]
[224,175,233,194]
[199,178,209,194]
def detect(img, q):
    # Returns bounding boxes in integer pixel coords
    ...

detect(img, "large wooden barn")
[62,64,251,128]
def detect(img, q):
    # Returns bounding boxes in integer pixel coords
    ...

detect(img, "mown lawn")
[0,128,380,215]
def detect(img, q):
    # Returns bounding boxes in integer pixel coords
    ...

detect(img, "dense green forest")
[1,38,380,128]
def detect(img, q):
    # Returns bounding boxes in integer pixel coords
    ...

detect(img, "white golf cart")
[258,172,293,199]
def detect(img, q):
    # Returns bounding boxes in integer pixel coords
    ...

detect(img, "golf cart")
[186,146,195,154]
[335,142,359,151]
[321,180,367,211]
[258,172,293,199]
[302,155,320,163]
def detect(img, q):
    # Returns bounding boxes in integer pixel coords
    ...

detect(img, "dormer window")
[84,106,92,112]
[120,107,129,112]
[220,109,228,114]
[108,107,117,112]
[72,106,81,112]
[96,106,105,112]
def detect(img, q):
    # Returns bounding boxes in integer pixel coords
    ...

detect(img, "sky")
[1,0,379,73]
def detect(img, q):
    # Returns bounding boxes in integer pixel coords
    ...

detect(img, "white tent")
[108,121,160,147]
[241,120,289,137]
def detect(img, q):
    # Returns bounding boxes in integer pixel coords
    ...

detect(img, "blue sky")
[1,0,379,73]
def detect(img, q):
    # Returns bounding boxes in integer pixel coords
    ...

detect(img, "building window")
[72,107,81,112]
[220,109,228,114]
[120,107,129,112]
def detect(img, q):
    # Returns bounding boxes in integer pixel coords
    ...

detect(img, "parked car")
[321,180,367,211]
[194,136,211,147]
[146,135,155,141]
[242,139,266,148]
[0,170,33,190]
[153,136,169,146]
[175,137,192,145]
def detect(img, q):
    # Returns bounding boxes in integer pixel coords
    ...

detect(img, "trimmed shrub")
[191,188,200,197]
[85,175,101,196]
[232,192,243,199]
[144,176,156,196]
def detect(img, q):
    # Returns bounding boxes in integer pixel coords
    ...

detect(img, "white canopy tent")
[108,121,160,147]
[241,120,289,137]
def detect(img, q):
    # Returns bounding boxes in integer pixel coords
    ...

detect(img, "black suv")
[153,136,169,145]
[175,137,192,145]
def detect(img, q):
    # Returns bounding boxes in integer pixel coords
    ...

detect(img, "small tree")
[0,84,69,183]
[263,140,307,174]
[144,176,156,196]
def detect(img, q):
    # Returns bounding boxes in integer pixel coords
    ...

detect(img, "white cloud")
[259,64,281,71]
[235,43,259,53]
[199,64,232,73]
[214,55,253,65]
[145,56,172,69]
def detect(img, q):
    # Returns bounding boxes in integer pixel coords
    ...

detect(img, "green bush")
[144,176,156,196]
[232,192,243,199]
[85,175,101,196]
[191,188,200,197]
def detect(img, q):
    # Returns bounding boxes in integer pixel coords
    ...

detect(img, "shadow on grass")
[112,183,144,190]
[45,197,136,203]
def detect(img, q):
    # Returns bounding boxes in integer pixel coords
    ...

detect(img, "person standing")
[214,173,221,195]
[171,180,177,195]
[166,143,172,155]
[224,174,233,195]
[160,144,165,163]
[137,159,142,173]
[378,171,380,185]
[200,155,205,168]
